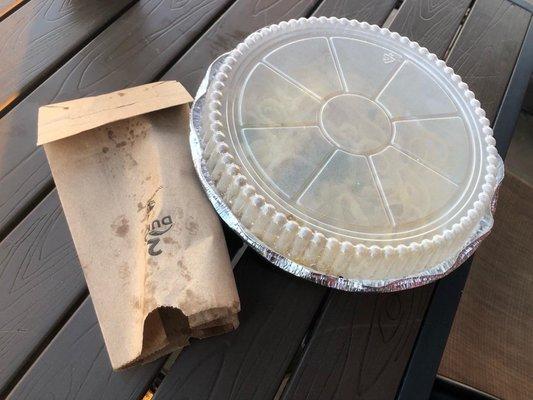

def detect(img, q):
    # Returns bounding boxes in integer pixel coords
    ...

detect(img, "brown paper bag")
[37,81,240,369]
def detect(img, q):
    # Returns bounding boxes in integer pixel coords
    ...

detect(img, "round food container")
[190,17,503,291]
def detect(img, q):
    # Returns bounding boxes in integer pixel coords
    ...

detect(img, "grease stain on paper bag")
[37,82,240,370]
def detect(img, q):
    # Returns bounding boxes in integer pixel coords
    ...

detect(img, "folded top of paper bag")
[38,81,240,369]
[38,81,192,144]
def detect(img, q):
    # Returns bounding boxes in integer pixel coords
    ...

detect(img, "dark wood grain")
[447,0,531,121]
[153,250,326,400]
[313,0,396,23]
[389,0,471,57]
[0,0,134,113]
[0,190,84,392]
[6,297,165,400]
[282,288,432,400]
[0,0,233,238]
[162,0,320,94]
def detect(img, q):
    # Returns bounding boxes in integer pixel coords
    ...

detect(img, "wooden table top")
[0,1,531,399]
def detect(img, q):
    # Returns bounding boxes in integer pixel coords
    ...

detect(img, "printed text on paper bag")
[146,216,173,256]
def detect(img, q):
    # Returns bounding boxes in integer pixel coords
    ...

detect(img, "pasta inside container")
[192,18,503,290]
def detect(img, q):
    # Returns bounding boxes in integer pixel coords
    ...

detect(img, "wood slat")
[447,0,531,121]
[389,0,471,57]
[153,250,325,400]
[0,190,84,393]
[281,288,432,400]
[388,0,471,58]
[491,19,533,159]
[6,297,165,400]
[0,0,233,238]
[0,0,134,113]
[280,289,434,398]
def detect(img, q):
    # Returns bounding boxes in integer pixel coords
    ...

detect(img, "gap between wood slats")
[0,0,29,21]
[442,0,477,60]
[0,180,53,242]
[272,290,333,400]
[307,0,341,17]
[382,0,405,28]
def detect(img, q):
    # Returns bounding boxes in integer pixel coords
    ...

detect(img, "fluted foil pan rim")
[189,53,504,292]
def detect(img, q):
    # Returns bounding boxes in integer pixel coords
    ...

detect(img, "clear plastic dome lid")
[199,18,501,281]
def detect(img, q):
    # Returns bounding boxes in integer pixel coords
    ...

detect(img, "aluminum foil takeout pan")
[189,18,504,292]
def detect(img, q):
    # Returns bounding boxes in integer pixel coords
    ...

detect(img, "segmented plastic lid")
[200,18,500,280]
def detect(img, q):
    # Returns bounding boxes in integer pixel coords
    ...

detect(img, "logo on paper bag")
[145,216,173,256]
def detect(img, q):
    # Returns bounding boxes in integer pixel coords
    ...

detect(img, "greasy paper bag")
[37,82,240,369]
